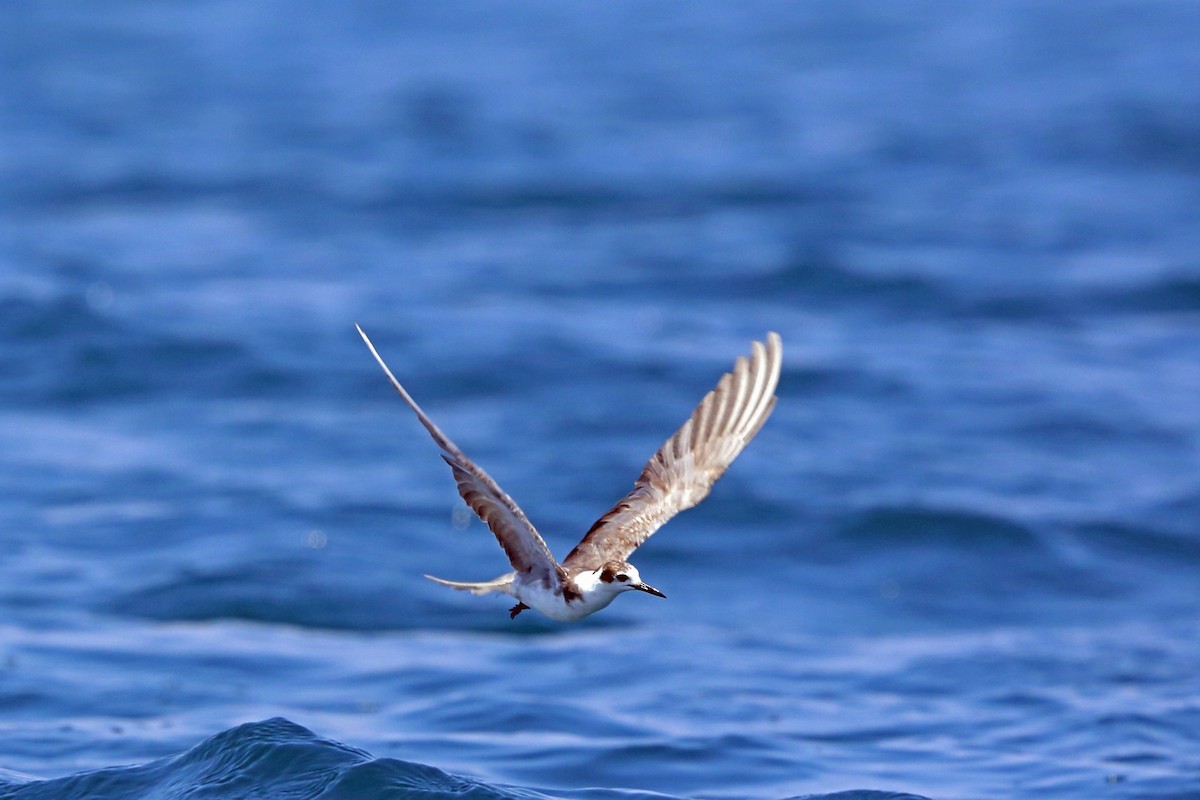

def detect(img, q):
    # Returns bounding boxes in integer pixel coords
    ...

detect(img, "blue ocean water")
[2,1,1199,798]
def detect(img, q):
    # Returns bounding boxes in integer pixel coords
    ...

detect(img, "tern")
[357,325,782,622]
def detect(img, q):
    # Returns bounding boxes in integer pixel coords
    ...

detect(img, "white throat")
[575,569,632,600]
[511,569,625,622]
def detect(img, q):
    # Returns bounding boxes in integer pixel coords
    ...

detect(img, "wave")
[837,504,1039,549]
[0,294,287,406]
[0,719,930,800]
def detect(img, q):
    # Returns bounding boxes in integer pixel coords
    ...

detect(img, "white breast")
[514,571,619,622]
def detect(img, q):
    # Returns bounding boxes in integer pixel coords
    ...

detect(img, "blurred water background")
[2,2,1199,798]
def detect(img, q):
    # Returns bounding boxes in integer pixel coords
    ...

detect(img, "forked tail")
[424,572,516,596]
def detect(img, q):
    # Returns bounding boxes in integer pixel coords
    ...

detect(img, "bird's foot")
[509,602,530,619]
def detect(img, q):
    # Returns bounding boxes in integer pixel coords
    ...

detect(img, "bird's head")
[597,561,666,599]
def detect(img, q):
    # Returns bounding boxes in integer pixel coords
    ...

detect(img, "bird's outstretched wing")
[357,325,562,587]
[562,333,782,571]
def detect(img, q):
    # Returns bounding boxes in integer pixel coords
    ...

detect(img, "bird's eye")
[616,574,629,582]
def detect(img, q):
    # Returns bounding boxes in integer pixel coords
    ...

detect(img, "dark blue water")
[3,2,1199,798]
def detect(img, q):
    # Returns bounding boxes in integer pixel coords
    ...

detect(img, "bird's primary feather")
[356,325,562,590]
[561,332,781,571]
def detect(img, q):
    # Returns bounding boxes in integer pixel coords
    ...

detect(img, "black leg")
[509,602,529,619]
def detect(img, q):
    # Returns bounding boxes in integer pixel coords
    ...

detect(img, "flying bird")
[357,325,782,622]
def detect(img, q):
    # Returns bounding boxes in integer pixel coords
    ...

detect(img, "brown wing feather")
[563,333,782,571]
[357,325,561,586]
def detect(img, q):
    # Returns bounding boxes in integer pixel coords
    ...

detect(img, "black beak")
[633,582,666,598]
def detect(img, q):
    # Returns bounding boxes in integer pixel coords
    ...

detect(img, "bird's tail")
[424,572,516,596]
